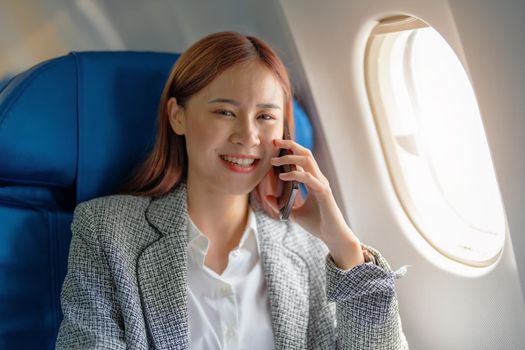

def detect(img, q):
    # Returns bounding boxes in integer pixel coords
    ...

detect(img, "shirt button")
[226,328,235,338]
[220,286,229,296]
[231,249,241,257]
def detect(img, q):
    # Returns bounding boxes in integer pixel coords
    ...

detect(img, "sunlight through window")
[366,16,506,267]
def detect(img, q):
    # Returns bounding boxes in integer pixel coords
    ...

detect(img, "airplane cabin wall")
[280,0,525,349]
[446,0,525,306]
[0,0,304,94]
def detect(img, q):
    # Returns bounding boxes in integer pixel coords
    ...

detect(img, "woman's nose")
[230,120,261,147]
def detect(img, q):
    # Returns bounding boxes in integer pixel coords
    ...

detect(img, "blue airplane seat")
[0,51,313,349]
[0,75,13,92]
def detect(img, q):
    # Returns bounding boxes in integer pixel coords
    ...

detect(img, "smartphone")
[274,124,300,221]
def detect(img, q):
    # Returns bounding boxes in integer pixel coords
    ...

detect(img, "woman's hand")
[268,138,365,270]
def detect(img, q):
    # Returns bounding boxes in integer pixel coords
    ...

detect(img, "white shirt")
[186,207,275,350]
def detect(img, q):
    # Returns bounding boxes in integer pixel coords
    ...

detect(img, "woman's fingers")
[272,146,316,172]
[274,138,310,155]
[272,139,326,182]
[278,170,325,193]
[295,164,305,173]
[270,154,305,167]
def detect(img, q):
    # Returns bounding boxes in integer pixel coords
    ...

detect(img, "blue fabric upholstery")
[0,75,13,93]
[293,99,313,151]
[0,51,314,349]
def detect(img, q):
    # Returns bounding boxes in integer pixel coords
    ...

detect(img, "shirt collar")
[186,205,261,265]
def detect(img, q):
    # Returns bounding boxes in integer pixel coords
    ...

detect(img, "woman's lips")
[219,156,260,173]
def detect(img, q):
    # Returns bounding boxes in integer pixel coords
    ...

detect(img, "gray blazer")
[56,180,408,349]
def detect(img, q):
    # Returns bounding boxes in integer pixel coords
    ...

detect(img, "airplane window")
[365,15,505,267]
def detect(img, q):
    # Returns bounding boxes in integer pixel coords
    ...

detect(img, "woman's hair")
[117,31,295,197]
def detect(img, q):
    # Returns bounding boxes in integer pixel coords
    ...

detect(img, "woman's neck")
[186,179,252,274]
[185,179,250,248]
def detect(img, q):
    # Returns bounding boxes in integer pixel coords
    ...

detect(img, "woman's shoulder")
[69,193,159,269]
[71,193,154,245]
[74,193,151,222]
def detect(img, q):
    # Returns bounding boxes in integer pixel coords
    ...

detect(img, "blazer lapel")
[138,181,189,350]
[136,182,310,349]
[251,196,310,350]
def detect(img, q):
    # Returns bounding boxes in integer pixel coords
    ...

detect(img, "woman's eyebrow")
[208,98,281,110]
[257,103,281,110]
[208,98,240,106]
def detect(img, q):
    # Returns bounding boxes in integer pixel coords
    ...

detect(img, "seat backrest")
[0,51,313,349]
[0,51,178,349]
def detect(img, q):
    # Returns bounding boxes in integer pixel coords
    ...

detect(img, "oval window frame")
[364,15,506,268]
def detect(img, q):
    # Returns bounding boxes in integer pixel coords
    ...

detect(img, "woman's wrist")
[326,235,364,270]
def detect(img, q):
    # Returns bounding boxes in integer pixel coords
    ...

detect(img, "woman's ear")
[167,97,186,135]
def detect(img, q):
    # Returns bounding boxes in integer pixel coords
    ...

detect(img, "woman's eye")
[215,109,235,117]
[259,114,275,121]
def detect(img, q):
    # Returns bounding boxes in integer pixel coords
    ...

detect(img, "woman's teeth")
[220,155,256,167]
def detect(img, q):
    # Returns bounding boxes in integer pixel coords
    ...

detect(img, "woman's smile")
[219,154,261,173]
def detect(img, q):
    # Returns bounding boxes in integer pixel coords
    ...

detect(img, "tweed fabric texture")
[56,179,408,349]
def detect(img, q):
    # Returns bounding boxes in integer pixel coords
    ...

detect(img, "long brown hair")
[117,31,295,197]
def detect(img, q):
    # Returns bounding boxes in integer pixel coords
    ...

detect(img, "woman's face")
[168,60,285,196]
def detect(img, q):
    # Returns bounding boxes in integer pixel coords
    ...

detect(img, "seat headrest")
[0,55,78,188]
[0,51,179,202]
[73,52,178,202]
[0,51,313,203]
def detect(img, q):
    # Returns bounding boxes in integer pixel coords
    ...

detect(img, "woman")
[56,31,408,349]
